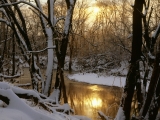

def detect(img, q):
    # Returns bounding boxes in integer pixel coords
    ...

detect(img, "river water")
[18,68,123,120]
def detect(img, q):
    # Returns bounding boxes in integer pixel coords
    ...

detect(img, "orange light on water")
[91,97,102,108]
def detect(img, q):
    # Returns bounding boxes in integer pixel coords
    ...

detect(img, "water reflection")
[91,97,102,108]
[18,69,123,120]
[67,82,122,120]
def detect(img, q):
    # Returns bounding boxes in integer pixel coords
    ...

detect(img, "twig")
[28,46,56,53]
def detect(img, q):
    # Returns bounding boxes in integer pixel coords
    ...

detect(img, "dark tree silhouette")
[117,0,143,119]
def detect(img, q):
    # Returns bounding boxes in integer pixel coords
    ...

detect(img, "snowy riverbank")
[68,73,126,88]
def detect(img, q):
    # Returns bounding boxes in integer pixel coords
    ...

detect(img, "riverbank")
[68,73,126,88]
[1,68,125,120]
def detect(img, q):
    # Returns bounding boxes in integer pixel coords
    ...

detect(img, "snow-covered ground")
[0,82,91,120]
[68,73,126,88]
[68,61,128,88]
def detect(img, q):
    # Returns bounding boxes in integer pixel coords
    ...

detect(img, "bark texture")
[119,0,143,119]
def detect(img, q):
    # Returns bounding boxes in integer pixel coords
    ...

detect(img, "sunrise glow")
[88,6,101,15]
[91,98,102,108]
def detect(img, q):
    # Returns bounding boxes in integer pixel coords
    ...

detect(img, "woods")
[0,0,160,120]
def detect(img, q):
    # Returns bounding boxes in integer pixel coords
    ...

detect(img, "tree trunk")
[147,78,160,120]
[11,33,16,82]
[116,0,143,119]
[0,13,6,81]
[54,0,76,104]
[121,62,140,120]
[136,77,143,112]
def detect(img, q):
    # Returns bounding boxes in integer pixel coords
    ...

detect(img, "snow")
[152,24,160,38]
[64,8,72,35]
[109,61,128,76]
[68,73,126,87]
[64,0,76,35]
[127,33,132,39]
[73,115,91,120]
[148,52,155,60]
[49,89,60,104]
[44,28,54,96]
[0,18,11,26]
[0,108,33,120]
[98,111,109,120]
[114,107,125,120]
[0,82,91,120]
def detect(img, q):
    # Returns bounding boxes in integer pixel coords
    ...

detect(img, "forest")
[0,0,160,120]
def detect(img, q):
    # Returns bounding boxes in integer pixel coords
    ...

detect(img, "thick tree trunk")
[55,37,69,103]
[43,28,54,96]
[116,0,143,119]
[121,62,140,120]
[35,0,54,96]
[131,0,143,63]
[54,0,76,104]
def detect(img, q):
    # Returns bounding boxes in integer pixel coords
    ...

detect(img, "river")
[18,68,123,120]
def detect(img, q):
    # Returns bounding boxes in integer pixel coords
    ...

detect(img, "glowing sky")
[40,0,97,4]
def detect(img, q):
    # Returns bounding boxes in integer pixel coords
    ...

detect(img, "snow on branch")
[28,46,56,53]
[0,37,12,43]
[0,18,11,26]
[63,0,76,36]
[0,1,48,24]
[152,24,160,39]
[148,52,155,60]
[0,8,10,20]
[54,16,65,26]
[118,44,131,54]
[98,111,109,120]
[15,83,31,87]
[0,74,20,79]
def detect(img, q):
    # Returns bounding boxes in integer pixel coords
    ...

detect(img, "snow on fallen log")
[0,82,56,104]
[0,74,21,79]
[0,82,91,120]
[11,84,56,103]
[0,85,57,120]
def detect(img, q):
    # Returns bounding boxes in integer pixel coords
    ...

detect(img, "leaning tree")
[0,0,76,105]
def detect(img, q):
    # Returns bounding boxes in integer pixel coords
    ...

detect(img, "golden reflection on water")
[19,69,122,120]
[67,82,122,120]
[91,97,102,108]
[89,85,102,91]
